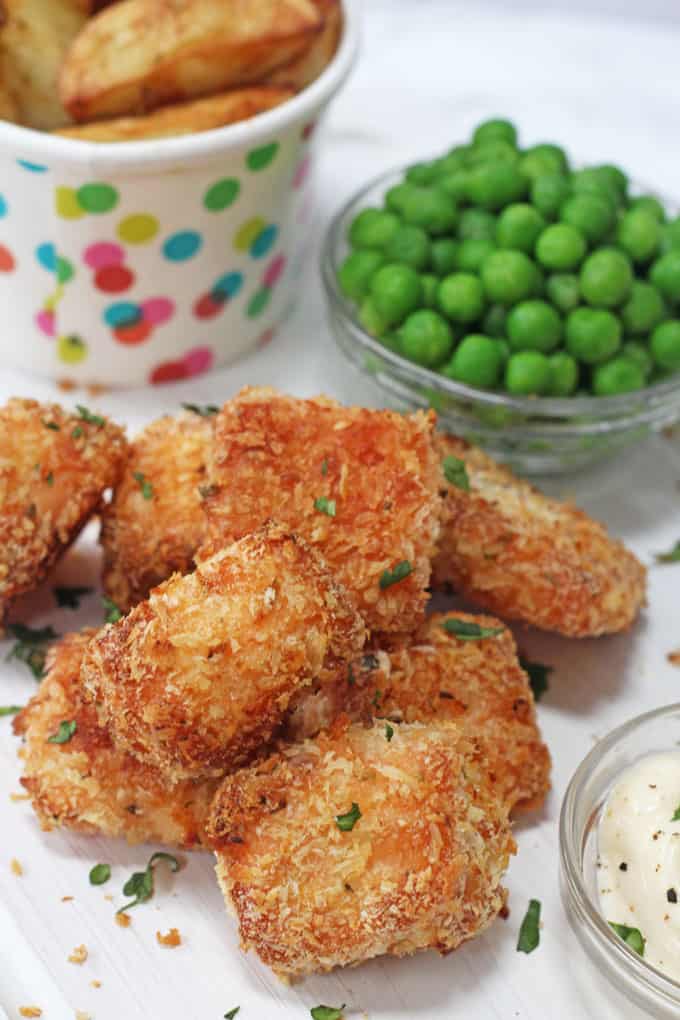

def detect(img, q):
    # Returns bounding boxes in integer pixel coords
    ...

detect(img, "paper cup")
[0,2,358,388]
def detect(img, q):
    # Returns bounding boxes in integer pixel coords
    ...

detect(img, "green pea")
[560,192,615,244]
[385,182,420,215]
[438,170,471,202]
[455,238,495,273]
[400,186,458,235]
[660,218,680,254]
[505,350,551,394]
[617,208,661,263]
[483,304,507,338]
[547,351,579,396]
[565,307,622,363]
[545,273,580,313]
[535,223,587,271]
[465,161,527,211]
[442,334,504,388]
[379,332,403,355]
[496,203,546,253]
[596,164,628,202]
[384,224,431,271]
[337,249,385,302]
[467,139,520,166]
[650,251,680,303]
[592,357,645,396]
[434,147,470,175]
[621,341,653,378]
[359,296,390,337]
[420,273,440,308]
[529,262,545,298]
[519,144,568,181]
[620,281,666,335]
[629,195,665,222]
[458,208,497,241]
[348,208,400,250]
[431,238,459,276]
[506,299,563,352]
[400,309,454,367]
[480,249,536,305]
[530,173,571,219]
[650,320,680,371]
[437,272,485,323]
[579,248,633,308]
[405,161,441,186]
[472,118,518,147]
[571,167,620,206]
[370,263,423,327]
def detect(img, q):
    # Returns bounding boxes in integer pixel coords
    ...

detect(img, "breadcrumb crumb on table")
[10,858,23,876]
[668,649,680,667]
[75,1011,92,1020]
[68,944,88,964]
[90,980,101,989]
[115,911,131,928]
[156,927,182,947]
[19,1009,42,1018]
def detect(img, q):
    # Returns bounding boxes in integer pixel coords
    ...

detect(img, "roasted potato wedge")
[264,0,341,92]
[60,0,323,122]
[0,55,18,122]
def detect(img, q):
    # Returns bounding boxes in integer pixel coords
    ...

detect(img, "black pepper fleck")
[619,862,628,872]
[667,888,677,904]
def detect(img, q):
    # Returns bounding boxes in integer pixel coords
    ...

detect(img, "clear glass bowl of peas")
[321,118,680,474]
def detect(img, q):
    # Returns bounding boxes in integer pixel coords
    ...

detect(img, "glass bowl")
[321,166,680,475]
[559,704,680,1019]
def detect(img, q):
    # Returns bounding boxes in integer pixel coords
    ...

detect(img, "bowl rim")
[321,161,680,421]
[0,0,360,173]
[559,702,680,1009]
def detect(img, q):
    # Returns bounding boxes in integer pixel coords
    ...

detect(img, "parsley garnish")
[609,922,645,956]
[441,618,504,641]
[520,658,552,702]
[89,863,111,886]
[46,471,54,486]
[442,454,470,491]
[76,405,105,427]
[321,458,329,476]
[117,852,180,913]
[335,803,361,832]
[0,705,22,717]
[102,596,122,624]
[379,561,412,589]
[671,805,680,822]
[311,1007,345,1020]
[181,402,218,417]
[42,419,60,431]
[71,425,84,440]
[47,719,77,744]
[314,497,336,517]
[372,689,381,708]
[656,541,680,564]
[224,1010,240,1020]
[385,722,394,742]
[54,586,91,609]
[6,624,59,679]
[132,471,153,500]
[517,898,541,954]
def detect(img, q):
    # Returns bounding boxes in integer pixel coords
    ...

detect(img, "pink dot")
[263,253,286,289]
[83,242,125,270]
[36,309,55,337]
[182,345,213,377]
[293,154,310,189]
[141,297,174,325]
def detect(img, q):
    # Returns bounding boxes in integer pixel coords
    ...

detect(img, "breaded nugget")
[433,434,646,637]
[286,611,551,814]
[83,523,365,782]
[203,387,444,635]
[208,719,515,978]
[14,631,218,848]
[0,399,126,620]
[101,412,212,612]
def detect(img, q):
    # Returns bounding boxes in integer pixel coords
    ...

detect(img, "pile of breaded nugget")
[4,388,645,980]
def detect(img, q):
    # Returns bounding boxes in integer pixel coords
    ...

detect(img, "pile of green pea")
[337,118,680,397]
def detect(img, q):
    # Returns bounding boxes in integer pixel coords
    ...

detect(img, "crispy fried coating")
[208,719,515,978]
[433,434,646,637]
[203,388,444,635]
[100,411,212,612]
[263,0,341,92]
[0,398,126,620]
[83,523,365,783]
[14,631,218,848]
[286,612,551,814]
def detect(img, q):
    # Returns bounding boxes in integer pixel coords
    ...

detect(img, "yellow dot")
[117,213,159,244]
[57,334,87,365]
[55,187,84,220]
[234,217,266,252]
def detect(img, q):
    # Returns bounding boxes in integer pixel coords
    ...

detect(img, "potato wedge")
[264,0,341,92]
[0,0,87,129]
[60,0,323,122]
[55,85,293,141]
[0,55,18,122]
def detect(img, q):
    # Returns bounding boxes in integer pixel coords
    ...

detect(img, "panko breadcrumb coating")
[0,398,126,619]
[208,718,515,978]
[14,631,218,847]
[433,434,646,637]
[101,411,212,611]
[83,523,365,783]
[286,611,551,814]
[202,387,444,635]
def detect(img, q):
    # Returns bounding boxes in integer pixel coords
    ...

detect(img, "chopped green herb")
[89,863,111,886]
[335,803,361,832]
[46,471,54,486]
[442,618,504,641]
[102,596,122,624]
[379,560,412,589]
[656,541,680,564]
[132,471,154,500]
[311,1007,345,1020]
[54,586,92,609]
[42,419,60,431]
[517,898,541,954]
[181,402,219,417]
[76,405,105,427]
[224,1010,240,1020]
[385,722,394,742]
[71,425,84,440]
[6,623,59,679]
[671,805,680,822]
[0,705,22,717]
[321,458,329,476]
[313,496,336,517]
[609,922,645,956]
[47,719,77,744]
[442,454,470,491]
[519,658,552,702]
[117,851,180,913]
[372,689,382,708]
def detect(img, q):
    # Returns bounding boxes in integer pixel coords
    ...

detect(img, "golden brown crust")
[203,387,444,635]
[263,0,341,92]
[0,398,127,619]
[100,412,211,611]
[208,719,515,978]
[14,631,218,848]
[84,522,366,782]
[433,434,647,637]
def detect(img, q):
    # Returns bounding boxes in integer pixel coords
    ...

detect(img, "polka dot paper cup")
[0,3,358,388]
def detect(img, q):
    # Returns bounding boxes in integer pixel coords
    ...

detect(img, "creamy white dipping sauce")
[598,751,680,981]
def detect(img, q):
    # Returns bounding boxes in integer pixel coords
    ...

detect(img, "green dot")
[204,177,240,211]
[76,182,118,214]
[56,256,74,284]
[246,142,279,171]
[247,287,271,317]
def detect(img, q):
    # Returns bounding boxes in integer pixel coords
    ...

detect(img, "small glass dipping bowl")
[559,704,680,1018]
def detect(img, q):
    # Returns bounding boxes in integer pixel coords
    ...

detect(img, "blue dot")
[103,302,141,328]
[212,271,244,301]
[35,243,56,272]
[162,230,202,262]
[18,160,47,173]
[0,196,7,218]
[250,224,278,259]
